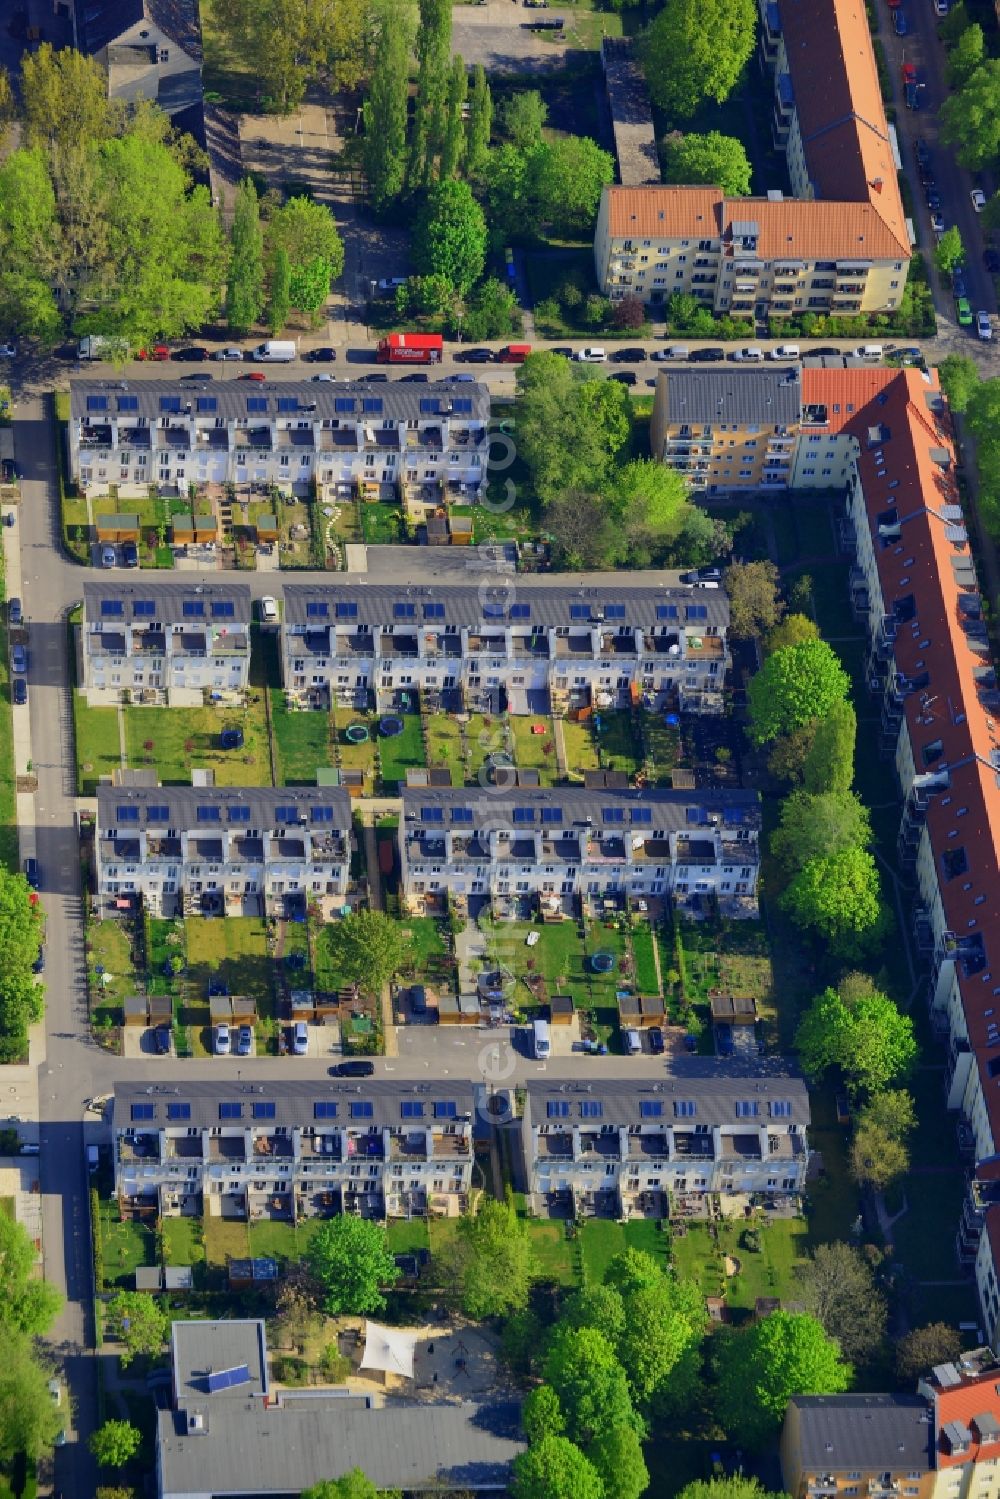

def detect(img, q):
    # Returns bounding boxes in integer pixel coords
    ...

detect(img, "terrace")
[675,837,717,864]
[207,1135,247,1162]
[251,1131,294,1160]
[536,1132,574,1157]
[466,631,507,655]
[684,635,725,661]
[119,1132,160,1163]
[346,1131,385,1161]
[554,632,595,657]
[248,1188,293,1222]
[300,1132,343,1161]
[600,631,637,656]
[511,634,551,658]
[389,1131,429,1161]
[431,1132,471,1158]
[297,1187,341,1218]
[579,1132,621,1159]
[673,1133,715,1158]
[642,631,681,654]
[720,1133,763,1160]
[628,1132,669,1159]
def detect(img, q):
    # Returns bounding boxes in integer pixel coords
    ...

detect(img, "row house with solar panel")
[280,576,729,717]
[112,1079,477,1222]
[94,786,353,921]
[81,582,252,706]
[398,785,761,922]
[67,379,489,507]
[515,1071,810,1220]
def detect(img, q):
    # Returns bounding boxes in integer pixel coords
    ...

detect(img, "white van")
[532,1018,551,1060]
[854,344,883,361]
[624,1029,642,1055]
[653,345,690,361]
[252,340,296,362]
[733,346,764,362]
[772,344,801,360]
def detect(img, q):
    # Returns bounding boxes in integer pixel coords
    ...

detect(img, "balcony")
[554,633,594,658]
[537,1132,574,1158]
[578,1132,621,1159]
[251,1132,294,1160]
[720,1133,763,1161]
[628,1132,669,1159]
[207,1136,247,1162]
[119,1132,160,1163]
[389,1131,428,1161]
[164,1135,202,1160]
[346,1131,385,1161]
[300,1132,343,1161]
[431,1131,471,1158]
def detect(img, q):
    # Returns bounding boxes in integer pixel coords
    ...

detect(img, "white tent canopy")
[360,1322,418,1381]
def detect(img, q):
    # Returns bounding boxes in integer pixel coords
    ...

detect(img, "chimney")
[871,178,883,194]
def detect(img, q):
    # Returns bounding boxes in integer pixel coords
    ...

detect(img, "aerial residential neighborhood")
[2,0,1000,1496]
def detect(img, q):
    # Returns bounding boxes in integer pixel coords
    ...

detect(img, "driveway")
[452,4,580,72]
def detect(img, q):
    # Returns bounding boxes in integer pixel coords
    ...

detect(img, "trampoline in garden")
[220,727,244,750]
[590,950,616,974]
[345,723,370,743]
[380,715,404,738]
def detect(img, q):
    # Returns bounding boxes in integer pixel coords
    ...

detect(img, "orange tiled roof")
[929,1354,1000,1466]
[605,186,724,240]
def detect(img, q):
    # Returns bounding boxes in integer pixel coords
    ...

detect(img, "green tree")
[515,354,631,503]
[20,43,116,151]
[982,193,1000,236]
[525,138,615,238]
[319,910,405,995]
[948,22,985,88]
[937,353,980,413]
[448,1198,537,1319]
[267,196,344,317]
[547,490,626,570]
[747,640,850,745]
[227,178,266,333]
[585,1423,649,1499]
[0,1209,60,1336]
[857,1088,916,1141]
[771,790,872,879]
[604,1246,674,1299]
[463,276,521,340]
[523,1385,566,1444]
[214,0,368,111]
[795,1242,888,1365]
[640,0,756,118]
[781,846,886,952]
[562,1285,627,1346]
[715,1311,851,1448]
[512,1434,605,1499]
[764,613,819,655]
[413,179,487,293]
[90,1420,141,1468]
[362,3,414,214]
[301,1471,388,1499]
[661,131,752,195]
[409,0,452,186]
[105,1291,169,1367]
[0,1327,63,1460]
[723,560,784,639]
[614,1279,703,1410]
[934,226,965,277]
[850,1121,910,1191]
[678,1481,787,1499]
[0,868,44,1060]
[395,273,459,324]
[501,91,548,150]
[542,1326,636,1445]
[802,699,857,794]
[940,0,971,44]
[305,1215,399,1316]
[896,1323,963,1385]
[465,64,493,177]
[609,460,692,559]
[268,246,292,335]
[940,60,1000,169]
[794,978,917,1094]
[441,56,469,180]
[967,378,1000,538]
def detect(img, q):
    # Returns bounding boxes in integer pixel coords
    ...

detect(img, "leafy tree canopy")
[105,1291,169,1367]
[747,640,850,745]
[448,1198,537,1319]
[523,1385,566,1445]
[934,226,965,277]
[802,698,857,794]
[542,1326,636,1446]
[585,1422,649,1499]
[678,1481,787,1499]
[515,353,631,504]
[319,910,405,995]
[0,1327,63,1461]
[661,131,752,196]
[948,22,986,89]
[640,0,756,119]
[938,354,980,414]
[765,613,819,656]
[896,1323,963,1385]
[850,1120,910,1192]
[723,560,784,639]
[770,790,871,879]
[301,1471,394,1499]
[305,1215,399,1316]
[266,196,344,316]
[715,1311,851,1448]
[781,846,887,952]
[512,1433,605,1499]
[501,91,548,149]
[413,178,487,293]
[940,60,1000,169]
[795,1242,888,1365]
[90,1420,141,1468]
[795,978,917,1094]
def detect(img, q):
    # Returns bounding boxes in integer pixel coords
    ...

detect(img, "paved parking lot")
[239,105,336,204]
[452,4,578,72]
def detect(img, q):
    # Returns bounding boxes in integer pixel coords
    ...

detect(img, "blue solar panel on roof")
[335,398,356,413]
[211,600,235,618]
[247,396,267,412]
[657,604,678,619]
[117,394,138,411]
[131,1103,154,1121]
[227,805,250,823]
[146,804,169,823]
[362,398,383,413]
[451,806,473,824]
[277,398,299,412]
[335,601,357,618]
[311,805,334,823]
[570,604,590,620]
[205,1364,252,1393]
[452,397,473,413]
[252,1102,276,1119]
[117,804,139,822]
[307,601,329,618]
[159,396,181,413]
[434,1101,457,1118]
[133,599,156,616]
[197,805,221,822]
[400,1100,424,1118]
[196,396,217,412]
[423,602,445,619]
[101,599,124,617]
[182,599,205,617]
[167,1103,191,1120]
[419,398,440,413]
[86,395,109,412]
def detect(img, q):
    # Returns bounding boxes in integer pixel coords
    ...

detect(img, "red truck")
[375,332,443,364]
[497,343,532,364]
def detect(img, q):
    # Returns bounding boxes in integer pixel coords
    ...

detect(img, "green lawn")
[631,926,659,995]
[561,718,601,780]
[332,706,378,793]
[73,693,122,793]
[359,501,403,545]
[481,918,630,1043]
[398,916,454,988]
[98,1201,156,1289]
[125,700,270,787]
[378,713,426,788]
[203,1216,251,1266]
[86,916,137,1023]
[594,710,643,777]
[185,917,274,1019]
[161,1216,205,1268]
[578,1218,671,1285]
[509,716,560,782]
[424,714,462,784]
[670,1217,809,1314]
[526,1221,580,1286]
[271,694,331,785]
[386,1219,431,1255]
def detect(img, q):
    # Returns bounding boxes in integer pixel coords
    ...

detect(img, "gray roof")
[97,784,352,833]
[70,378,489,424]
[357,541,519,577]
[602,38,661,186]
[524,1060,810,1130]
[788,1395,934,1471]
[284,576,730,633]
[84,580,251,628]
[171,1320,268,1405]
[75,0,203,60]
[158,1396,524,1496]
[401,784,760,835]
[114,1077,477,1132]
[656,367,804,426]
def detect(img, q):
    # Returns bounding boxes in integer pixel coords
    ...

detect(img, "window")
[602,808,625,824]
[453,397,473,414]
[196,397,218,413]
[159,396,181,413]
[116,804,139,823]
[393,602,416,619]
[423,602,445,620]
[146,804,169,823]
[275,805,300,824]
[133,600,156,617]
[182,600,205,618]
[769,1100,792,1118]
[400,1101,425,1119]
[421,806,444,824]
[131,1103,155,1121]
[735,1101,760,1118]
[630,808,652,825]
[314,1102,338,1119]
[196,805,221,823]
[117,394,138,412]
[570,604,590,620]
[334,398,356,413]
[350,1101,374,1119]
[673,1101,696,1118]
[451,807,473,824]
[604,604,626,620]
[434,1102,457,1118]
[541,808,563,825]
[419,399,441,414]
[362,398,383,414]
[246,396,267,413]
[306,601,330,619]
[219,1102,243,1120]
[547,1101,570,1118]
[580,1101,603,1118]
[310,805,334,824]
[167,1103,191,1121]
[510,604,530,620]
[640,1101,663,1117]
[512,807,535,824]
[277,398,299,413]
[227,805,250,823]
[252,1102,276,1120]
[335,601,357,619]
[656,605,678,620]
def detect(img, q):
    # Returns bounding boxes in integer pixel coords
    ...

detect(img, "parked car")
[972,189,987,213]
[985,249,1000,273]
[409,985,427,1016]
[23,857,40,890]
[362,373,388,382]
[653,345,690,361]
[172,346,208,361]
[624,1029,642,1056]
[311,373,335,382]
[122,540,138,568]
[731,346,764,363]
[457,348,494,363]
[213,346,244,361]
[681,566,722,584]
[610,371,636,385]
[31,942,43,973]
[12,679,26,707]
[914,139,930,167]
[549,347,574,359]
[953,268,968,298]
[398,372,429,382]
[237,1025,253,1057]
[611,347,645,363]
[138,344,169,361]
[305,347,337,362]
[0,343,16,359]
[893,8,907,32]
[807,346,841,357]
[689,347,724,362]
[648,1026,665,1054]
[575,346,607,362]
[978,310,993,341]
[179,372,214,383]
[154,1025,171,1054]
[935,0,949,14]
[239,371,266,382]
[259,596,279,623]
[101,544,116,567]
[8,598,22,627]
[293,1021,309,1055]
[956,297,973,327]
[448,373,476,382]
[214,1023,231,1056]
[330,1060,375,1077]
[931,211,945,235]
[10,643,26,674]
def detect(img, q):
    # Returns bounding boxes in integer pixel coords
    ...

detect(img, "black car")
[985,249,1000,273]
[172,346,208,361]
[610,371,636,385]
[8,598,21,627]
[31,944,44,975]
[330,1060,376,1078]
[305,347,337,362]
[458,348,494,363]
[648,1026,665,1055]
[12,679,25,707]
[690,347,724,362]
[362,373,389,382]
[154,1025,171,1054]
[681,566,722,584]
[953,268,968,298]
[179,372,214,383]
[23,857,39,890]
[611,347,645,363]
[399,372,429,382]
[122,541,138,568]
[549,347,574,358]
[914,137,930,164]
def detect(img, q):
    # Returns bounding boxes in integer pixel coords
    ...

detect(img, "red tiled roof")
[931,1357,1000,1467]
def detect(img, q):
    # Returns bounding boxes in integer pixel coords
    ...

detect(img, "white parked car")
[575,347,607,362]
[977,311,993,342]
[215,1024,231,1056]
[213,346,244,361]
[293,1021,309,1056]
[935,0,948,14]
[259,596,279,623]
[971,189,987,213]
[624,1029,642,1055]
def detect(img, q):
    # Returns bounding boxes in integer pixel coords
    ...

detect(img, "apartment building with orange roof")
[594,0,911,319]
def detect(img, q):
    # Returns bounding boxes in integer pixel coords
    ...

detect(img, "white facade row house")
[95,786,353,921]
